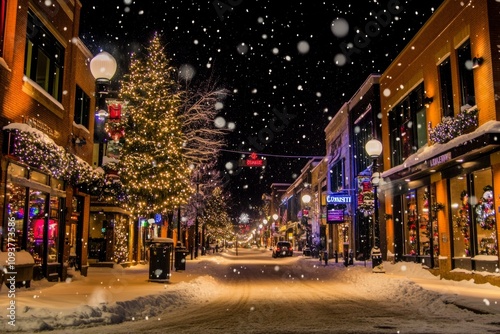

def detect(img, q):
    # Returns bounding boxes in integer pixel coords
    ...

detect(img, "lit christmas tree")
[114,218,129,264]
[118,33,192,216]
[200,187,232,242]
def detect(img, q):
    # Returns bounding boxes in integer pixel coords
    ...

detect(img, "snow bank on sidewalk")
[0,275,218,332]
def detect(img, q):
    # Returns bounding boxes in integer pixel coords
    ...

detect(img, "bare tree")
[179,82,231,167]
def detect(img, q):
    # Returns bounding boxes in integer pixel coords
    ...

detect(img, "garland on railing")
[428,107,479,144]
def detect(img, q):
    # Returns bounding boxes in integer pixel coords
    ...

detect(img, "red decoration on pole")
[108,103,122,119]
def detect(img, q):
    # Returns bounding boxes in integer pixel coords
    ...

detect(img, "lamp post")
[272,213,278,247]
[365,138,385,273]
[90,52,117,165]
[302,193,312,252]
[263,219,268,248]
[257,224,264,248]
[90,51,117,263]
[194,173,201,259]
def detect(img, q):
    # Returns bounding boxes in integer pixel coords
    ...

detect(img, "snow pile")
[2,275,218,332]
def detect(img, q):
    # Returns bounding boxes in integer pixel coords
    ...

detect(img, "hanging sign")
[239,152,266,167]
[326,193,351,204]
[327,207,344,223]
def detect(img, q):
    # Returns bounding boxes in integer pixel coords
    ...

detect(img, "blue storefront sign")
[326,192,351,223]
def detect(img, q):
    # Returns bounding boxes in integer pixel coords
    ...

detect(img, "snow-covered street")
[2,248,500,333]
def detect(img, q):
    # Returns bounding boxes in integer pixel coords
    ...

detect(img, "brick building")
[0,0,97,280]
[379,0,500,276]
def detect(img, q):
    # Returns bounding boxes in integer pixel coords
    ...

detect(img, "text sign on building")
[326,194,351,204]
[428,152,452,168]
[327,208,344,223]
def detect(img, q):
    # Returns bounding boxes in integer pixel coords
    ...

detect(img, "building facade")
[0,0,97,280]
[379,0,500,274]
[278,158,322,251]
[323,74,381,260]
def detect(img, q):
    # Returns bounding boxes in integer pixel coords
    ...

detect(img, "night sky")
[79,0,444,218]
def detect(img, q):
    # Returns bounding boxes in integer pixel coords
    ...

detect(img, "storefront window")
[27,190,48,264]
[5,164,62,266]
[30,170,48,184]
[403,190,417,255]
[48,196,60,263]
[417,187,430,255]
[472,168,498,255]
[5,182,27,251]
[89,213,107,261]
[451,174,470,257]
[8,163,27,178]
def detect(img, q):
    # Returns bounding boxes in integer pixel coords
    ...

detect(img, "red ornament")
[108,103,122,119]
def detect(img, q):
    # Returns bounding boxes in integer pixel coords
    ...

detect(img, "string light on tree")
[118,33,193,215]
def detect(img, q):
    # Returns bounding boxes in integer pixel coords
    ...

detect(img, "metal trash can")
[175,245,189,271]
[148,238,174,282]
[303,247,311,257]
[371,246,384,272]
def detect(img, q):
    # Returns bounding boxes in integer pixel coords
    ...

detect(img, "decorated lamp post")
[90,52,117,165]
[89,52,118,262]
[264,219,270,247]
[302,193,312,252]
[365,139,384,273]
[272,213,279,247]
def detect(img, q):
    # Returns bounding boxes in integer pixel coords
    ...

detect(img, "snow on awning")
[381,120,500,179]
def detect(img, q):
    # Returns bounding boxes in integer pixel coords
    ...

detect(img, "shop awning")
[381,121,500,181]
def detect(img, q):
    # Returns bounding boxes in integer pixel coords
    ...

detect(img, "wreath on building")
[475,185,496,230]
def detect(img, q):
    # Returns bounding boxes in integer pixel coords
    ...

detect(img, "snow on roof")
[382,120,500,178]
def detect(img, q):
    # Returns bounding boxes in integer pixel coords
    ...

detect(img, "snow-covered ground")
[2,249,500,333]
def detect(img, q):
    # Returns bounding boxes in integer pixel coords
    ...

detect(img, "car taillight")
[289,247,293,251]
[277,247,281,251]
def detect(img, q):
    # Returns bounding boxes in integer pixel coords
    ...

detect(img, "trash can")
[371,246,384,272]
[303,247,311,257]
[0,250,35,288]
[148,238,174,282]
[175,245,189,271]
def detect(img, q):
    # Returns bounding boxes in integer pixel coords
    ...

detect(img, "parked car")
[272,241,293,258]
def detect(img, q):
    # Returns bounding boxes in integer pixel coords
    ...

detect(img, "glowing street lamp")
[302,193,312,251]
[365,138,385,273]
[272,214,279,247]
[90,52,117,164]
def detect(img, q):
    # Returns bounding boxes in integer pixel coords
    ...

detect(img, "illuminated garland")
[4,127,103,186]
[114,218,129,264]
[428,107,479,144]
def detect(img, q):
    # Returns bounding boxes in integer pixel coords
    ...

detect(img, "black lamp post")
[272,213,279,247]
[365,139,385,273]
[90,52,117,263]
[302,193,312,252]
[194,177,200,259]
[90,52,117,164]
